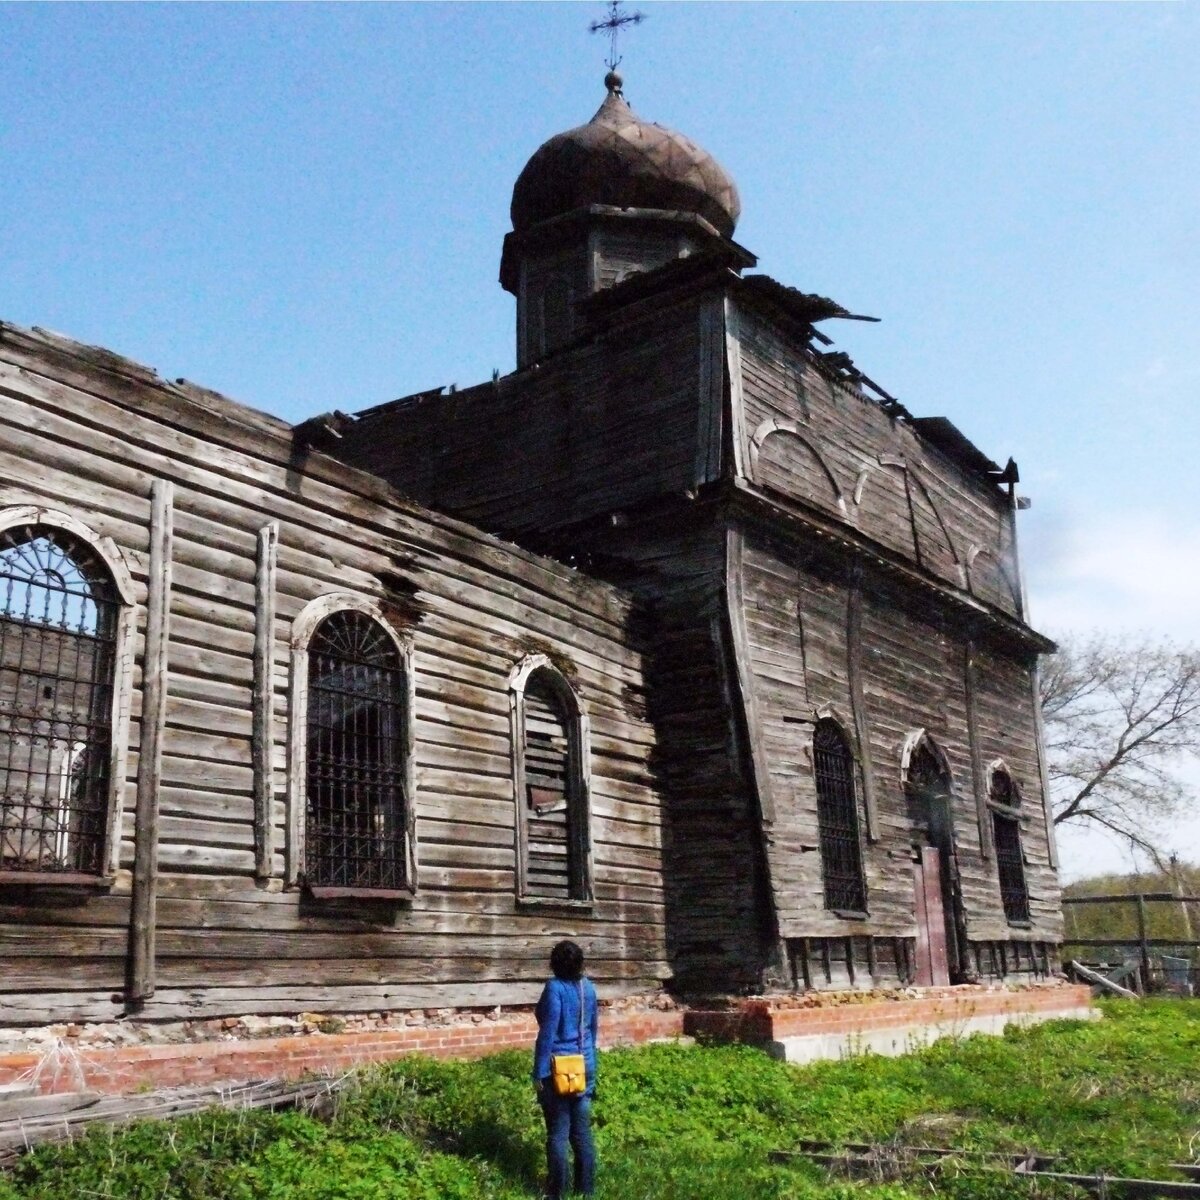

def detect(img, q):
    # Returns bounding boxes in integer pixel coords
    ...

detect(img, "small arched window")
[304,610,409,893]
[812,720,867,913]
[989,768,1030,924]
[511,659,591,904]
[0,525,119,877]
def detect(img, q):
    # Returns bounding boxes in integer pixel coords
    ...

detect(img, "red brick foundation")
[686,983,1096,1062]
[0,984,1094,1095]
[0,1008,686,1096]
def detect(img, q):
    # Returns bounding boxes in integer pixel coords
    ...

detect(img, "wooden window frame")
[508,654,593,909]
[810,713,869,916]
[987,761,1032,927]
[287,593,417,898]
[0,505,137,889]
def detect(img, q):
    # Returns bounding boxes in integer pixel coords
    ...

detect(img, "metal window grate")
[523,674,575,899]
[0,526,117,876]
[991,769,1029,923]
[305,611,407,891]
[813,720,866,912]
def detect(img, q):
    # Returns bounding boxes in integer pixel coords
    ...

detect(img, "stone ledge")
[684,983,1096,1063]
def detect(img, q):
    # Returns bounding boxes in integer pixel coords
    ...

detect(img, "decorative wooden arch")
[965,545,1021,610]
[748,418,848,516]
[899,728,954,791]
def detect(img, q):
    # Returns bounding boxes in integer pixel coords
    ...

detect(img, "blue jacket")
[533,976,598,1094]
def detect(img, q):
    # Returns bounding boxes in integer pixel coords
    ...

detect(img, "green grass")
[2,999,1197,1199]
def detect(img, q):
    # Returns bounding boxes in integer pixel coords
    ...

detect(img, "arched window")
[0,525,119,877]
[304,609,410,893]
[904,740,953,835]
[812,720,866,913]
[989,767,1030,924]
[510,658,591,904]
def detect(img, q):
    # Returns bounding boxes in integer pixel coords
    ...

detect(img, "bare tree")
[1040,635,1200,868]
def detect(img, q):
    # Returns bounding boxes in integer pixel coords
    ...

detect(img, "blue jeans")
[539,1089,595,1197]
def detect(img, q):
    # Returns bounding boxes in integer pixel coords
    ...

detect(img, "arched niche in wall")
[900,728,968,985]
[965,545,1022,615]
[748,418,847,517]
[899,728,957,839]
[852,458,918,560]
[853,459,960,581]
[907,473,961,583]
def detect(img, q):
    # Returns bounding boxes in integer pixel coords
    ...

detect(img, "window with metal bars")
[990,770,1030,924]
[304,610,408,892]
[0,525,118,878]
[812,720,867,913]
[519,668,586,901]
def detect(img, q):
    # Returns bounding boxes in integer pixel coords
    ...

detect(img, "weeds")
[1,999,1196,1198]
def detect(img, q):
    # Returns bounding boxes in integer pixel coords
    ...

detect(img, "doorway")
[905,741,965,986]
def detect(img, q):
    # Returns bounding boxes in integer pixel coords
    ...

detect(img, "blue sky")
[2,2,1196,875]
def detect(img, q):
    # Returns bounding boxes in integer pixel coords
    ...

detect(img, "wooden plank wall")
[0,324,667,1025]
[340,291,713,541]
[734,521,1062,967]
[564,513,777,994]
[734,303,1022,618]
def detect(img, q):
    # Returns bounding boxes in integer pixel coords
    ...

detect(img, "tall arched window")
[0,525,119,877]
[304,610,409,893]
[989,767,1030,924]
[510,657,591,904]
[812,719,866,913]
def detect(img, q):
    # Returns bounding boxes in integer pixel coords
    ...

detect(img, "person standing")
[533,940,598,1199]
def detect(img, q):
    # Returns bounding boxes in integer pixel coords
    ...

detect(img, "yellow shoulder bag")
[550,980,587,1096]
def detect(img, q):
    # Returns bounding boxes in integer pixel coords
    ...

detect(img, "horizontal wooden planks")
[0,326,670,1023]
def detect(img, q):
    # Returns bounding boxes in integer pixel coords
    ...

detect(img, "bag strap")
[576,979,585,1053]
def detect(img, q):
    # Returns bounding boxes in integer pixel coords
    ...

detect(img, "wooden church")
[0,70,1062,1026]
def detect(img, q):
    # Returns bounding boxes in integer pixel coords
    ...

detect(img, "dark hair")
[549,940,585,981]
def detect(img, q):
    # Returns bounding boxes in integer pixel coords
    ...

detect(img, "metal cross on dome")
[589,1,645,72]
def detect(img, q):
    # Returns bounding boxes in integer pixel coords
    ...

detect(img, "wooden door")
[913,846,950,986]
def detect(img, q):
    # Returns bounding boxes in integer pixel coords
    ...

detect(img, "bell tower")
[500,72,753,368]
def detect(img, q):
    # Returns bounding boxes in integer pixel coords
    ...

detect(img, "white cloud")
[1025,508,1200,642]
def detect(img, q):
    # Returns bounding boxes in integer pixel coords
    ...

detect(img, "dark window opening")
[990,770,1030,924]
[522,670,584,900]
[540,275,574,354]
[305,611,407,891]
[0,526,117,877]
[813,720,867,913]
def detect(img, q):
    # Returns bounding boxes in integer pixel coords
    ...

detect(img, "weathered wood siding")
[571,515,776,992]
[733,520,1062,964]
[734,301,1022,617]
[329,267,1063,994]
[340,290,722,539]
[0,323,666,1025]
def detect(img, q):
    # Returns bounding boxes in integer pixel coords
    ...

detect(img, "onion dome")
[510,72,741,239]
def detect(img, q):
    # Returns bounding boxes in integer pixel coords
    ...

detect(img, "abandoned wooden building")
[0,71,1063,1028]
